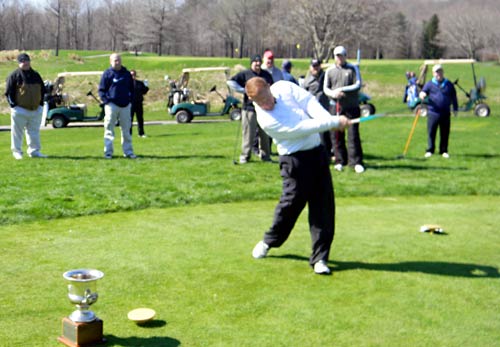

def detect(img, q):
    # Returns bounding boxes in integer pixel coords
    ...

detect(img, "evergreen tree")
[421,14,445,59]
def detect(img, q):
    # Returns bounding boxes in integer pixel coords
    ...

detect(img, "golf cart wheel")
[415,104,428,117]
[175,110,192,123]
[229,108,242,121]
[474,103,490,117]
[360,103,376,117]
[52,115,68,128]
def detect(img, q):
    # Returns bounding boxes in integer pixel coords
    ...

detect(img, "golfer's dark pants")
[426,112,450,154]
[330,106,363,166]
[130,102,145,136]
[263,145,335,266]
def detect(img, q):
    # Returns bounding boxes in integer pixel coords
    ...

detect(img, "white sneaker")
[29,152,48,158]
[334,164,343,172]
[354,164,365,173]
[424,152,432,158]
[442,153,449,159]
[124,153,137,159]
[252,241,269,259]
[314,260,331,275]
[13,152,23,160]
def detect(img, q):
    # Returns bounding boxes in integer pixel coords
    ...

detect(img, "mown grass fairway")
[0,52,499,346]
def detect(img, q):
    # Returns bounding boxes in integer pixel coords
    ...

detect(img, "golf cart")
[359,92,376,117]
[408,59,490,117]
[43,71,105,128]
[166,67,241,123]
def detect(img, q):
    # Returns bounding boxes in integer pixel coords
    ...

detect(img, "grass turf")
[0,198,499,347]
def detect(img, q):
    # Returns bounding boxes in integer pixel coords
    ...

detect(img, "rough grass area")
[1,51,499,120]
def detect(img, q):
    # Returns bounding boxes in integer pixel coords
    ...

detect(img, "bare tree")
[46,0,62,55]
[289,0,364,62]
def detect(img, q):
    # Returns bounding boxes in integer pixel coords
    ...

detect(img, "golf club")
[232,118,242,165]
[350,113,384,124]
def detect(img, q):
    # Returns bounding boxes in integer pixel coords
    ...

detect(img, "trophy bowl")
[63,269,104,323]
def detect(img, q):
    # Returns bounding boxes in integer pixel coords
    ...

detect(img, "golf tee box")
[58,317,104,347]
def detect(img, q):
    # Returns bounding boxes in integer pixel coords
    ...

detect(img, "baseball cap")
[311,59,322,67]
[333,46,347,56]
[282,60,292,70]
[263,50,274,59]
[17,53,31,63]
[250,54,262,63]
[432,64,443,73]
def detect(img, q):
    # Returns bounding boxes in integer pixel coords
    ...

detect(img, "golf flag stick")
[401,105,421,157]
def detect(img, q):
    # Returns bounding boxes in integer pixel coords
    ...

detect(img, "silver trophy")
[63,269,104,323]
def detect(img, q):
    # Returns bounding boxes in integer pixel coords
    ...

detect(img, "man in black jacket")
[227,54,274,164]
[130,70,149,137]
[4,53,47,160]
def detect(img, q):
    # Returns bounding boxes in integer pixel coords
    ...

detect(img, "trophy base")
[58,317,105,347]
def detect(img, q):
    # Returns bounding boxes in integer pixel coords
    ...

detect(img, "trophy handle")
[83,288,98,305]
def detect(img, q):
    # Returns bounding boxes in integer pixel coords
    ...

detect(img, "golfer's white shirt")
[255,81,340,155]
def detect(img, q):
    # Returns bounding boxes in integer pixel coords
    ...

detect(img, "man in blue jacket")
[419,64,458,159]
[98,53,136,159]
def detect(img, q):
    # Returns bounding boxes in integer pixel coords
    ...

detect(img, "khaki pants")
[240,109,270,161]
[10,106,43,156]
[104,103,134,156]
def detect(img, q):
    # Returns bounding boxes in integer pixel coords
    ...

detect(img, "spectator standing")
[246,77,351,275]
[324,46,365,173]
[303,58,332,157]
[227,54,273,164]
[281,60,298,85]
[98,53,136,159]
[419,64,458,159]
[130,70,149,138]
[4,53,47,159]
[262,50,284,83]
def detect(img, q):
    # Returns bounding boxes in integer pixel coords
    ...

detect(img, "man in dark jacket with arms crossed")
[99,53,136,159]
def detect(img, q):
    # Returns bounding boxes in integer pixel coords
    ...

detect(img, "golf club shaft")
[232,118,242,164]
[350,114,383,124]
[402,107,421,156]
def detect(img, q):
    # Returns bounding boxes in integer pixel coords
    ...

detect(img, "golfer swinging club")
[246,77,351,275]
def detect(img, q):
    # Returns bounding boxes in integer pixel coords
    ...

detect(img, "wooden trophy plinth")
[58,317,105,347]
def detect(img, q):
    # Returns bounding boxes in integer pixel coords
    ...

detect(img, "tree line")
[1,0,499,62]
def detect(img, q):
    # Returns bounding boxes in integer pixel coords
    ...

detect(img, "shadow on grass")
[273,254,500,278]
[44,154,225,160]
[105,331,180,347]
[458,153,500,159]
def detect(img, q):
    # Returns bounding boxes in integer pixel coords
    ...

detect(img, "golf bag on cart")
[167,80,190,108]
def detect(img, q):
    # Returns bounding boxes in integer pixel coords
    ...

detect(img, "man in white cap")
[419,64,458,159]
[324,46,365,173]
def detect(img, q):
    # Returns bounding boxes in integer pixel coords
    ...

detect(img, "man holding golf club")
[246,77,350,275]
[324,46,365,173]
[419,64,458,159]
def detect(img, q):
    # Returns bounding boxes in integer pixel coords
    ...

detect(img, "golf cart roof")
[423,59,476,66]
[57,71,103,78]
[181,67,230,74]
